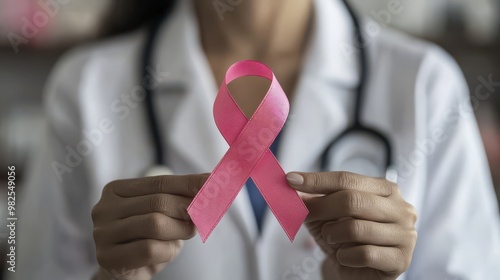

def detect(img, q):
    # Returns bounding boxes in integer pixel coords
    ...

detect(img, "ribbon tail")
[251,150,309,241]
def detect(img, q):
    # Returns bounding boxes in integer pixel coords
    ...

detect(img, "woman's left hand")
[286,171,418,280]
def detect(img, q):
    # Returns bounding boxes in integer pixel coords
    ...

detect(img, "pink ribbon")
[188,60,308,242]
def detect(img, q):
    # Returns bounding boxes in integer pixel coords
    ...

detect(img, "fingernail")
[286,173,304,185]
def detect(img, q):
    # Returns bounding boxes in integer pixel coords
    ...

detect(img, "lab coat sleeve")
[6,48,100,280]
[406,48,500,279]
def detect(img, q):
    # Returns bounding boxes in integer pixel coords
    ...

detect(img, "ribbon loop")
[188,60,308,242]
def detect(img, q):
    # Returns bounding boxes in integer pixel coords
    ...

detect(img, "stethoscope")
[140,0,397,182]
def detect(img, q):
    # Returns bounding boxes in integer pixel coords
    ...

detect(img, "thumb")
[286,173,312,199]
[286,172,330,196]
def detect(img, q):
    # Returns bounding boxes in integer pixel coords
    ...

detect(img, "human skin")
[92,175,208,280]
[287,171,417,279]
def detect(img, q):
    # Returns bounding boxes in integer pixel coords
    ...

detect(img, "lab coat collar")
[154,0,358,241]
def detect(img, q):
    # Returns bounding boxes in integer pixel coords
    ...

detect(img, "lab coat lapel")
[155,0,259,242]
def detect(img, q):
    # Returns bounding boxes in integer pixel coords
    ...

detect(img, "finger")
[336,244,408,274]
[117,194,193,221]
[304,190,402,223]
[287,171,396,196]
[97,239,183,272]
[110,174,209,198]
[322,219,408,246]
[94,213,196,245]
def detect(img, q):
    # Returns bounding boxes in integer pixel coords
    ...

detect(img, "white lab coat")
[8,0,500,279]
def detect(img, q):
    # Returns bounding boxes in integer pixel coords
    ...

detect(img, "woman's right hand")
[91,174,208,280]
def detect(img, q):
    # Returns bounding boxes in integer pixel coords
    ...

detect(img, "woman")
[10,0,500,279]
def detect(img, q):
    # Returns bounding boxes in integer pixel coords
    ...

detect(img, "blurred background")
[0,0,499,278]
